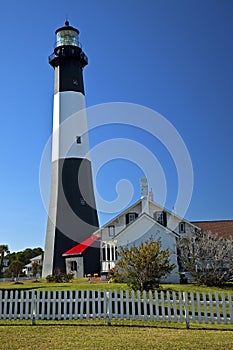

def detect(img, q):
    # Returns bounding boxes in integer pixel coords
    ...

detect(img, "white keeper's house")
[63,179,200,283]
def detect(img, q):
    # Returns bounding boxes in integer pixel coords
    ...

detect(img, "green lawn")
[0,278,127,292]
[0,320,232,350]
[1,278,233,295]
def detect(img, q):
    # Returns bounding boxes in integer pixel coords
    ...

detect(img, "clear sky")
[0,0,232,252]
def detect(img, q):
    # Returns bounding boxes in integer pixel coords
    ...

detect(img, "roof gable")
[114,212,178,242]
[89,196,198,238]
[101,197,199,231]
[148,200,200,229]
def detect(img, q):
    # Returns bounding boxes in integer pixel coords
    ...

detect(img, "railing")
[48,50,88,65]
[0,289,232,327]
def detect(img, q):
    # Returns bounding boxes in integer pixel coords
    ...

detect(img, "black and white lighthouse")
[42,22,99,277]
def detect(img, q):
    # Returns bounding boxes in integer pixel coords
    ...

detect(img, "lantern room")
[55,20,80,48]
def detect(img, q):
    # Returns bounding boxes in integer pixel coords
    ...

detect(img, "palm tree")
[32,261,42,280]
[0,244,9,274]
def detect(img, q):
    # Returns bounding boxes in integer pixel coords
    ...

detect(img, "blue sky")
[0,0,232,252]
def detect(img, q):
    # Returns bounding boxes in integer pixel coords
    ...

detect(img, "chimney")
[140,178,148,198]
[149,189,154,202]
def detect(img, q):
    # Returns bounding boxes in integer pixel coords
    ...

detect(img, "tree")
[15,247,43,266]
[32,262,42,279]
[8,260,24,280]
[177,231,233,287]
[115,238,175,291]
[0,244,9,275]
[7,247,43,267]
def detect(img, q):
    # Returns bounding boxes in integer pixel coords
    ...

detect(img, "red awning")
[62,235,99,256]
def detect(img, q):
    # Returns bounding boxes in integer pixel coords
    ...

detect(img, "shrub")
[63,272,74,282]
[115,238,175,291]
[46,272,74,283]
[178,231,233,287]
[108,265,127,283]
[46,275,55,283]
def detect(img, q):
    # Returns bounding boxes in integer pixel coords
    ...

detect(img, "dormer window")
[126,212,138,225]
[179,222,186,233]
[154,211,167,227]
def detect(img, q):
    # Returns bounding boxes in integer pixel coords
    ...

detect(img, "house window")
[126,212,138,225]
[76,136,81,144]
[70,261,77,271]
[154,211,167,227]
[108,225,115,237]
[179,222,186,233]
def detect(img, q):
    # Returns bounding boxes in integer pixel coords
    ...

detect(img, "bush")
[63,272,74,282]
[46,275,54,283]
[178,231,233,287]
[108,266,127,283]
[115,238,175,291]
[46,272,74,283]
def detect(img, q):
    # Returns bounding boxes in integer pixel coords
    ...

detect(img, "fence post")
[106,291,111,326]
[31,291,36,326]
[183,292,189,329]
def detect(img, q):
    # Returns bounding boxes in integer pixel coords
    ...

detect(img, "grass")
[1,278,233,294]
[0,278,127,292]
[0,319,233,350]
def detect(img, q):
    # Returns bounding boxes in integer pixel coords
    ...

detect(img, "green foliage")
[7,247,43,267]
[0,244,9,277]
[115,237,175,291]
[46,272,74,283]
[108,266,127,283]
[32,262,42,279]
[7,260,24,280]
[3,246,43,277]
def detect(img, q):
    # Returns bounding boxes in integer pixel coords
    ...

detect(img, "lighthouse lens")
[56,30,79,47]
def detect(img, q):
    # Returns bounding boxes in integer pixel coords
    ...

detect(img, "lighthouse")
[42,21,99,277]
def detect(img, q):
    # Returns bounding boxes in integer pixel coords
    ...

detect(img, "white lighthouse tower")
[42,21,99,277]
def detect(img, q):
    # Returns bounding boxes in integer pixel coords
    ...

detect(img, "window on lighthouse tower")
[76,136,81,144]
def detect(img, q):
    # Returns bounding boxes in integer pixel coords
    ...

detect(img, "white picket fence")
[0,289,232,327]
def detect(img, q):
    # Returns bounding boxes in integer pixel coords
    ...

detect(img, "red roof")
[62,235,99,256]
[191,220,233,238]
